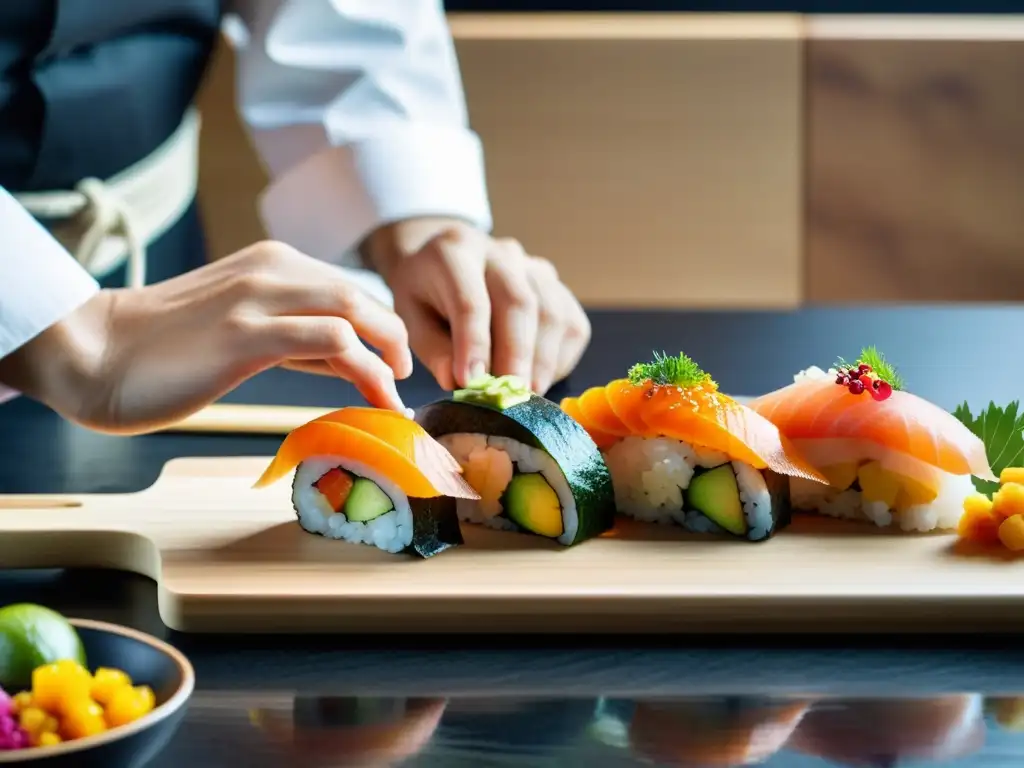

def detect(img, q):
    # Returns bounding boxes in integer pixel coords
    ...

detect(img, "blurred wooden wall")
[195,13,1024,308]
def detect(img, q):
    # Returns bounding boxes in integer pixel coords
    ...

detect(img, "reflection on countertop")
[153,691,1024,767]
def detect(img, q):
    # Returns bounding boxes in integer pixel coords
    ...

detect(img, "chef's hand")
[361,217,591,394]
[0,241,413,435]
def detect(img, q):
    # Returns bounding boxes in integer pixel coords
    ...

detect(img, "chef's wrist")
[0,293,109,417]
[359,217,476,283]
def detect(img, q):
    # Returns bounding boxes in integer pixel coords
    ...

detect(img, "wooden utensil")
[1,457,1021,634]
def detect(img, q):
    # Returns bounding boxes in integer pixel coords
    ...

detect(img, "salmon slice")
[604,378,659,436]
[751,379,996,480]
[312,407,464,474]
[577,386,632,437]
[254,407,480,499]
[560,396,620,449]
[634,384,825,481]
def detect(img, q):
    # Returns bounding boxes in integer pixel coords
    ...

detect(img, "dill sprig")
[627,351,715,389]
[835,346,905,391]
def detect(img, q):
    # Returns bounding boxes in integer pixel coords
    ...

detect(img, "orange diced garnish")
[958,494,1001,544]
[313,468,354,512]
[998,515,1024,552]
[993,483,1024,520]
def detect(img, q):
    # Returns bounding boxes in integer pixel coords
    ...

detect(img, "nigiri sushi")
[254,407,480,557]
[749,347,998,533]
[561,352,824,541]
[415,374,616,546]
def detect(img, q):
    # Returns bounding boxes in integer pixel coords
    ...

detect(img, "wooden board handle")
[159,403,334,436]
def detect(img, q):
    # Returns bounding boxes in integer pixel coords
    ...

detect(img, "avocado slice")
[688,465,746,536]
[501,472,565,538]
[343,478,394,523]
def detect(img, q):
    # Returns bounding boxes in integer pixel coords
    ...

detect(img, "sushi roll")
[749,347,998,532]
[415,374,616,546]
[561,352,823,541]
[254,407,480,557]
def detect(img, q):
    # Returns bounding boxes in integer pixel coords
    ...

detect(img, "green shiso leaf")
[953,400,1024,495]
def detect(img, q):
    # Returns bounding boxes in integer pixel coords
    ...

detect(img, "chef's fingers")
[257,316,405,412]
[486,239,539,386]
[524,256,569,395]
[425,235,492,388]
[399,299,458,391]
[548,278,591,385]
[240,267,413,380]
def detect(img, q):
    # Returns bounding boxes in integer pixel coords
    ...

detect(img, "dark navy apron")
[0,0,222,288]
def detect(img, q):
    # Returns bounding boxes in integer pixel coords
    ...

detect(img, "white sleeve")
[224,0,494,269]
[0,186,100,403]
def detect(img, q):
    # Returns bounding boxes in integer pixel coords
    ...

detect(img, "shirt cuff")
[257,123,493,269]
[0,188,100,404]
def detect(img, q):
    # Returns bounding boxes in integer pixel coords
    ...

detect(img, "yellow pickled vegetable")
[32,659,92,716]
[993,483,1024,520]
[90,667,132,706]
[18,706,48,736]
[37,732,62,748]
[857,462,901,507]
[893,472,939,507]
[998,515,1024,552]
[105,685,156,728]
[1000,467,1024,486]
[60,699,107,741]
[821,462,859,491]
[958,494,1002,545]
[10,691,32,715]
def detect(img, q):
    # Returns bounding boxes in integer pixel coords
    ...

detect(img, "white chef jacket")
[0,0,492,401]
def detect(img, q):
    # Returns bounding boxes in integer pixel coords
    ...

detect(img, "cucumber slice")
[343,478,394,523]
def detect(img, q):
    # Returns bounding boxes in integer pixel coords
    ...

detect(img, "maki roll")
[561,352,823,541]
[415,374,616,545]
[749,347,997,532]
[254,407,480,557]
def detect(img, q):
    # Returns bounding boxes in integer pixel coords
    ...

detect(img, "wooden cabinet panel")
[452,14,805,309]
[805,16,1024,303]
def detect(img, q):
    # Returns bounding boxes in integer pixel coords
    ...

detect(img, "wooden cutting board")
[1,456,1022,634]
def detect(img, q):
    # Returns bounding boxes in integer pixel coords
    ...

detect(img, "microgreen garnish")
[833,346,903,401]
[627,351,715,389]
[953,401,1024,495]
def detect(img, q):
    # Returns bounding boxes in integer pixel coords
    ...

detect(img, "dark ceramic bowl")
[0,619,194,767]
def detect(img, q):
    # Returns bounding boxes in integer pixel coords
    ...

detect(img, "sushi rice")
[787,366,976,532]
[292,456,413,553]
[602,437,777,540]
[436,433,580,546]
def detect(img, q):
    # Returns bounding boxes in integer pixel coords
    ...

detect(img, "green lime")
[0,604,87,690]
